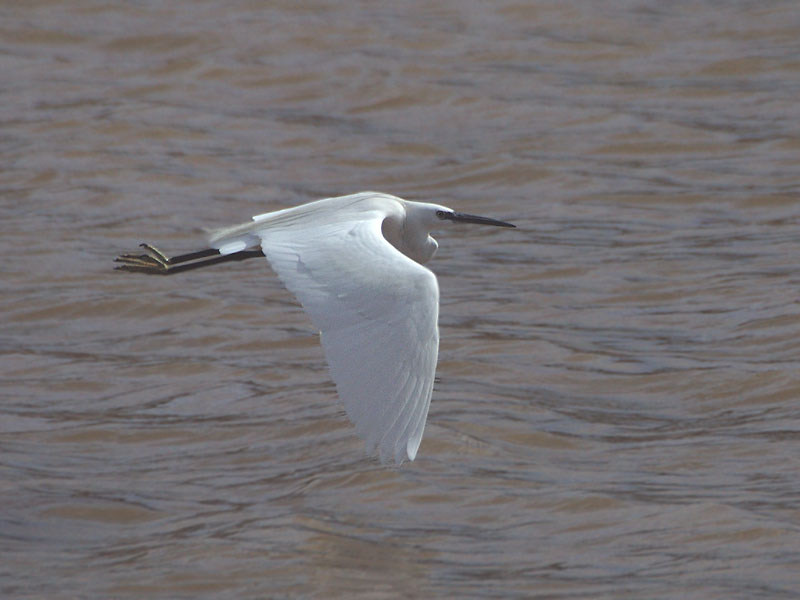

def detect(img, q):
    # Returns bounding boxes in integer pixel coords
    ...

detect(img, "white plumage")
[117,192,514,464]
[210,193,441,463]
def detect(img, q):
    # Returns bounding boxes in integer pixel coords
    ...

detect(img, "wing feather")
[247,214,439,464]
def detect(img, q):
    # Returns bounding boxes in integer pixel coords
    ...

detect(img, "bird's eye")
[436,210,447,219]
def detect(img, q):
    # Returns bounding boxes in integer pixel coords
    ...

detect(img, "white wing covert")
[252,214,439,464]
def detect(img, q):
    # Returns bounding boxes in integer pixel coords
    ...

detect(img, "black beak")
[447,212,516,228]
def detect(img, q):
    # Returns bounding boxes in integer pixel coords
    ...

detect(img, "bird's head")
[430,206,516,230]
[403,201,516,232]
[392,201,515,264]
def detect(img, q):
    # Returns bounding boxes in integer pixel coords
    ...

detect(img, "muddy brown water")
[2,2,800,598]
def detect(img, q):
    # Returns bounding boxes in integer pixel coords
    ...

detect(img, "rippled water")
[3,1,800,598]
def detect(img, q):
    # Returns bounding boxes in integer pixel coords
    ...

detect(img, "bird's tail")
[206,222,263,255]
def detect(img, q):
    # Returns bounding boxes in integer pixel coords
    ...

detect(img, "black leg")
[115,244,264,275]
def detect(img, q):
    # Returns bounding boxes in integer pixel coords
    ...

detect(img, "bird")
[115,191,515,464]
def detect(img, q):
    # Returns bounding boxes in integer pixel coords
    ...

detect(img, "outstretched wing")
[251,215,439,464]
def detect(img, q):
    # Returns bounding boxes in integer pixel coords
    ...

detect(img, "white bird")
[115,191,515,464]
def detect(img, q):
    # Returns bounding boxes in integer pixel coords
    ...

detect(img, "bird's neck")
[381,217,437,265]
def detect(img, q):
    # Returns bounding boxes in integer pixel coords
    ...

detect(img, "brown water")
[3,1,800,598]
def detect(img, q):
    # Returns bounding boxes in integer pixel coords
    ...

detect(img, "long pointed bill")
[447,212,516,228]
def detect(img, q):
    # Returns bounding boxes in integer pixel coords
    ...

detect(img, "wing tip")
[405,437,420,462]
[372,439,417,466]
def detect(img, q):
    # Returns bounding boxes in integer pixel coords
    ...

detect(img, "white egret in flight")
[116,191,515,464]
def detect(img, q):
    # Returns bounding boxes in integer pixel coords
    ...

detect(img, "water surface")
[2,1,800,598]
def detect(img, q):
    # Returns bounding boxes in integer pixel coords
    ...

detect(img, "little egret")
[116,191,515,464]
